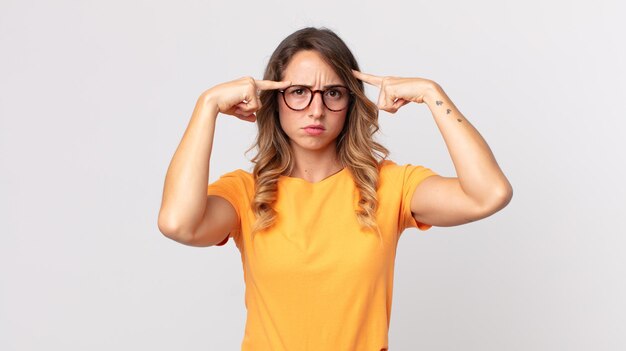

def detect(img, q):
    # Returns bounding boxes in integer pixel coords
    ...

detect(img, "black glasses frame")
[279,85,354,112]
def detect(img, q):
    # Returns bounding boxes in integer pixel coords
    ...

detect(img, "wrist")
[196,93,220,120]
[199,91,218,109]
[422,81,445,106]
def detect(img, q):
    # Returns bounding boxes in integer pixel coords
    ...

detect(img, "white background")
[1,0,624,350]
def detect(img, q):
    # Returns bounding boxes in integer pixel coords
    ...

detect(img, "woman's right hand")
[200,76,291,122]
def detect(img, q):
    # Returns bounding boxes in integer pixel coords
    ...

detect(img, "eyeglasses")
[279,85,353,112]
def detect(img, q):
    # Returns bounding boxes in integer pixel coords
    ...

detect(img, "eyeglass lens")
[283,86,350,111]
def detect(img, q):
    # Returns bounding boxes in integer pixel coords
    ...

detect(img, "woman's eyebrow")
[293,83,346,88]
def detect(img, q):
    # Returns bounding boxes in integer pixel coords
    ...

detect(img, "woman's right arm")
[157,94,222,245]
[157,77,291,246]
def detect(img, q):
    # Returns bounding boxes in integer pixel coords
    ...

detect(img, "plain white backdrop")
[1,0,624,350]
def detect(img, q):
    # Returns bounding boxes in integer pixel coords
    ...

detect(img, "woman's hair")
[245,27,390,244]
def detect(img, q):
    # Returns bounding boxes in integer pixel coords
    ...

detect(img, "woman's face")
[277,50,348,154]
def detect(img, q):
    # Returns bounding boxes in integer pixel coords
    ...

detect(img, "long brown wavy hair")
[245,27,390,244]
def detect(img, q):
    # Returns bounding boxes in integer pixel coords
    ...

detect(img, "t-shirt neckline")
[278,167,347,185]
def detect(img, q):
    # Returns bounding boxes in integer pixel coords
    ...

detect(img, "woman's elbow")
[487,182,513,213]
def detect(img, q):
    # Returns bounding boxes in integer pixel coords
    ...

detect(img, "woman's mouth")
[303,126,325,136]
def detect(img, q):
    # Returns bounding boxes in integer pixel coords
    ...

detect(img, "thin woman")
[158,27,513,351]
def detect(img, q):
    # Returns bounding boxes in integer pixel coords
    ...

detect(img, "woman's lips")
[303,127,324,136]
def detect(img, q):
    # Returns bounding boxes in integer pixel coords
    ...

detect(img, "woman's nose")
[308,91,325,116]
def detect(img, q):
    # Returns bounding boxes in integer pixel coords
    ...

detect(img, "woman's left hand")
[352,70,438,114]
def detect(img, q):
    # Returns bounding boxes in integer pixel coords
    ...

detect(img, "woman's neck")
[289,144,344,182]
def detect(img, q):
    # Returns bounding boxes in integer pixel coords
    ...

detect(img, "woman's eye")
[327,89,342,98]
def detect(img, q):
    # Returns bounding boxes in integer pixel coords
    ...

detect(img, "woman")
[158,27,512,351]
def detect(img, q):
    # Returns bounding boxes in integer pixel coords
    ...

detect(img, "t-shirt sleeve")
[399,163,439,232]
[206,170,245,246]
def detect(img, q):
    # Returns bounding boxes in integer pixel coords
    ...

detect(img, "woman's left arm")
[353,70,513,226]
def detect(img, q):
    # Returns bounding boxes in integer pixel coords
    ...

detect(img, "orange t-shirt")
[206,159,437,350]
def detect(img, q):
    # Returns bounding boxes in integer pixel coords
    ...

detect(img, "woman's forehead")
[283,50,344,85]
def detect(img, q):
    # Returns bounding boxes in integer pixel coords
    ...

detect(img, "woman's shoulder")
[379,159,398,167]
[377,158,435,182]
[227,168,253,177]
[212,168,254,186]
[378,158,401,173]
[378,158,431,171]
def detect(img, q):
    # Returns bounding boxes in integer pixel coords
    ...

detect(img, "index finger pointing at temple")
[254,79,292,91]
[352,70,383,87]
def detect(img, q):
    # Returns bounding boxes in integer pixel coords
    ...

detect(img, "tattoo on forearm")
[435,100,462,122]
